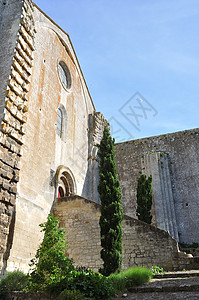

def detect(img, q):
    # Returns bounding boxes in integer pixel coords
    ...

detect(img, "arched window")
[58,61,72,90]
[55,166,77,198]
[56,105,67,141]
[56,108,62,137]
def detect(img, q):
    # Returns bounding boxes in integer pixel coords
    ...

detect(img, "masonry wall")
[0,0,35,275]
[55,196,197,272]
[115,128,199,244]
[4,1,97,273]
[55,196,103,271]
[0,0,100,274]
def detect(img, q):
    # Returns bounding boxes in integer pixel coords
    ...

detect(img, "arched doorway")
[55,166,76,198]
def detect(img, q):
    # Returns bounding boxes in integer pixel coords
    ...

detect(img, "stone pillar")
[85,112,107,203]
[142,152,179,241]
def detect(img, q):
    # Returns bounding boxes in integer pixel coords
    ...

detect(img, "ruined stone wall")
[55,196,196,272]
[115,128,199,244]
[0,0,35,275]
[82,112,107,203]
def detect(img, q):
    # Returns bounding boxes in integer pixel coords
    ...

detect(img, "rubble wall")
[115,128,199,244]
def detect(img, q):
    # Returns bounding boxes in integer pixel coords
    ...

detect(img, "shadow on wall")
[81,146,100,204]
[1,205,16,277]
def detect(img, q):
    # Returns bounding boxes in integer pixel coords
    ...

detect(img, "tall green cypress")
[136,174,152,224]
[97,126,123,276]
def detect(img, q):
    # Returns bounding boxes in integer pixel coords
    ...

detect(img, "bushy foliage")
[28,214,74,290]
[97,125,123,276]
[136,174,152,224]
[0,270,28,298]
[59,288,84,300]
[108,267,152,294]
[151,265,165,275]
[47,267,152,299]
[47,267,114,299]
[0,216,152,299]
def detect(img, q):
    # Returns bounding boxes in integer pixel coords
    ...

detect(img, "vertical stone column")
[142,152,179,241]
[87,112,107,203]
[0,0,35,275]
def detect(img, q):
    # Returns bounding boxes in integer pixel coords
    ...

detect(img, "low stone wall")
[54,196,103,272]
[123,216,178,271]
[55,196,199,272]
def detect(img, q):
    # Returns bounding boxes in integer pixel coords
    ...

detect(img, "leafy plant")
[28,214,74,290]
[97,125,123,276]
[59,288,84,300]
[0,270,29,298]
[136,174,152,224]
[151,265,165,275]
[47,268,114,299]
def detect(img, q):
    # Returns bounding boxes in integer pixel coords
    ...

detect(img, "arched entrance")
[55,166,76,198]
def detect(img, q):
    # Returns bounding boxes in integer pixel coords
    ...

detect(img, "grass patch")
[108,267,152,294]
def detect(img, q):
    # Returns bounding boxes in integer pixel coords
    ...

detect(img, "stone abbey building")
[0,0,199,276]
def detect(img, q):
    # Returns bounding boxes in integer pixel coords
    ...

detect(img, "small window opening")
[58,61,72,90]
[58,186,64,198]
[56,108,62,137]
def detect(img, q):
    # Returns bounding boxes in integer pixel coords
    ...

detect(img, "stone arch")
[55,166,76,198]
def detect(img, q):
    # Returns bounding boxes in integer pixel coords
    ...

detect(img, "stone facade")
[55,196,198,272]
[115,128,199,244]
[0,0,198,276]
[0,0,106,274]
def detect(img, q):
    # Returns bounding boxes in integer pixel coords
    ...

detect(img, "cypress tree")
[136,174,152,224]
[97,125,123,276]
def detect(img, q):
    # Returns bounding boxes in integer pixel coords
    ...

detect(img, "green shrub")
[122,267,152,287]
[108,272,126,294]
[0,270,28,298]
[151,265,165,275]
[28,214,74,291]
[108,267,152,293]
[47,268,114,299]
[59,289,84,300]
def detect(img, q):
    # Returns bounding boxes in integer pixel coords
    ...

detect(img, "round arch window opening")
[58,61,72,90]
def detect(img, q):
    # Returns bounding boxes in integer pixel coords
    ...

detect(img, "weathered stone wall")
[0,0,35,275]
[82,112,107,203]
[55,196,103,271]
[115,128,199,244]
[142,152,179,241]
[55,196,197,272]
[122,216,179,271]
[4,1,97,273]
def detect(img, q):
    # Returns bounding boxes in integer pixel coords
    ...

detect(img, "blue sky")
[34,0,199,142]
